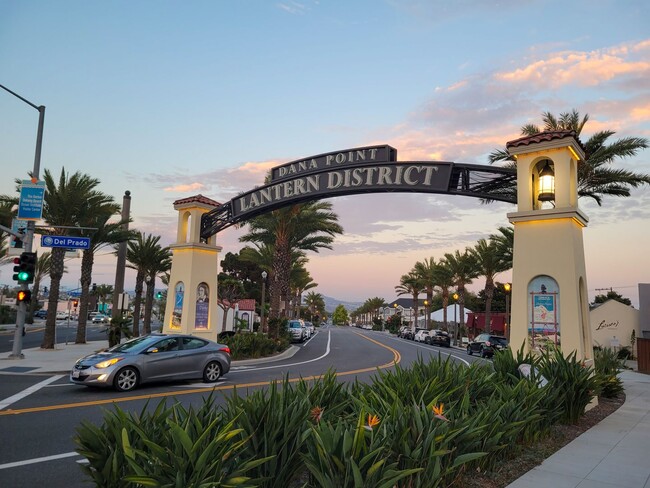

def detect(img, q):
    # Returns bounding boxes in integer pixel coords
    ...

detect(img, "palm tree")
[442,249,478,343]
[470,238,509,333]
[304,291,325,321]
[142,245,171,334]
[489,225,514,270]
[95,284,113,314]
[75,203,134,344]
[0,196,18,261]
[414,257,438,329]
[40,168,108,349]
[125,232,166,337]
[395,271,422,326]
[27,251,54,324]
[239,201,343,320]
[489,109,650,205]
[432,260,455,329]
[290,263,317,319]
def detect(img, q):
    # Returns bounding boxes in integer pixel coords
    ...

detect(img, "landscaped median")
[75,347,625,488]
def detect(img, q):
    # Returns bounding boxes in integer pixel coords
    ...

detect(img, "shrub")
[594,347,625,398]
[538,348,600,424]
[221,332,289,360]
[75,396,270,487]
[617,346,633,360]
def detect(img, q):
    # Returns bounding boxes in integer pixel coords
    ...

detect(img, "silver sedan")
[70,333,231,392]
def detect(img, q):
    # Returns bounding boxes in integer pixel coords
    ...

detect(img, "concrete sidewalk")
[507,369,650,488]
[0,340,300,374]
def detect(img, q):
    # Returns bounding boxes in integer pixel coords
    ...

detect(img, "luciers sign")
[233,161,453,218]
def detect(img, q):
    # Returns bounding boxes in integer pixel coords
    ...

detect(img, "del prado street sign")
[41,235,91,250]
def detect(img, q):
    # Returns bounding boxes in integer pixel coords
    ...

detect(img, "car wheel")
[467,346,473,356]
[114,367,139,392]
[203,361,222,383]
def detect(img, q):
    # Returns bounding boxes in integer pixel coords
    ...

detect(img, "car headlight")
[94,357,124,369]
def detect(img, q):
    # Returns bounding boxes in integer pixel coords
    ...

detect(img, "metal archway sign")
[201,145,516,238]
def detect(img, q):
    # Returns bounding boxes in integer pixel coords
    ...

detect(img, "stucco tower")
[162,195,221,342]
[507,131,593,364]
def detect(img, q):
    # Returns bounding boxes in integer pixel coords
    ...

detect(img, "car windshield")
[109,335,163,353]
[289,322,301,329]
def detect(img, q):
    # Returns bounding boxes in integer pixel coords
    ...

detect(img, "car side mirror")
[146,347,159,354]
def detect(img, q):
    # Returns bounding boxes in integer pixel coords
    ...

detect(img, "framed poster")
[195,282,209,329]
[528,277,560,353]
[171,282,184,329]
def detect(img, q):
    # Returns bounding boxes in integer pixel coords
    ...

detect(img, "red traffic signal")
[17,289,32,303]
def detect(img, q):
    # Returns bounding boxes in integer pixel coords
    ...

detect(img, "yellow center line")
[0,331,401,416]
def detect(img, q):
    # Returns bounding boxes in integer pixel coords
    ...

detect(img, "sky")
[1,0,649,308]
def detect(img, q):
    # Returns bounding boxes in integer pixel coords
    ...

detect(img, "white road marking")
[0,374,65,410]
[0,451,80,470]
[228,330,331,373]
[372,332,471,366]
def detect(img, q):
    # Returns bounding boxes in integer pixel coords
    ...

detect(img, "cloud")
[494,40,650,90]
[276,2,308,15]
[163,182,206,193]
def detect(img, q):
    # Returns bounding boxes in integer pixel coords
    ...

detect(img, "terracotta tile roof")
[173,194,221,207]
[506,130,585,154]
[219,298,256,310]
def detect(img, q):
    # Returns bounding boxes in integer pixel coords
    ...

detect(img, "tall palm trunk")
[75,249,94,344]
[132,270,144,337]
[442,289,449,328]
[484,278,495,334]
[27,277,42,325]
[42,248,65,349]
[143,274,155,334]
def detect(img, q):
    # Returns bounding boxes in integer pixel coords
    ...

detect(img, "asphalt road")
[0,319,161,353]
[0,325,489,488]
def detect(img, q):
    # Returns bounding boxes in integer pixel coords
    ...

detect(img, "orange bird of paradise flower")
[432,403,449,422]
[310,406,324,423]
[365,413,380,430]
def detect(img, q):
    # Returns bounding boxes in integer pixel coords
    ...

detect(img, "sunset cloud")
[163,182,206,193]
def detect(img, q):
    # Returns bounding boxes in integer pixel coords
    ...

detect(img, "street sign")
[41,235,91,250]
[17,180,46,220]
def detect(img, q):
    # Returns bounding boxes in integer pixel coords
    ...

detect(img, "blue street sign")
[17,180,46,220]
[41,235,91,250]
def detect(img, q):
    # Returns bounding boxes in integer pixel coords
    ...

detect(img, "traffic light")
[156,291,163,299]
[73,299,79,308]
[12,252,37,284]
[16,289,32,303]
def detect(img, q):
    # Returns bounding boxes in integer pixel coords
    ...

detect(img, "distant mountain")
[321,295,363,314]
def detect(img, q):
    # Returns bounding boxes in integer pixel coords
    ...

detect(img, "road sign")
[41,235,91,250]
[17,180,46,220]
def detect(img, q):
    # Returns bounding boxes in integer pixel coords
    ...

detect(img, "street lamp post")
[453,292,459,346]
[261,271,267,333]
[504,283,511,341]
[423,299,429,329]
[1,84,45,359]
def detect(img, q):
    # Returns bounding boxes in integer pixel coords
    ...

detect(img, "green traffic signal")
[13,252,37,283]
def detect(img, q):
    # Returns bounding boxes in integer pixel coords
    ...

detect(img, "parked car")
[405,327,426,341]
[467,334,509,358]
[34,309,48,319]
[56,311,70,320]
[287,320,306,342]
[91,314,109,324]
[397,326,410,338]
[303,321,315,336]
[70,333,231,392]
[414,329,429,343]
[426,329,451,347]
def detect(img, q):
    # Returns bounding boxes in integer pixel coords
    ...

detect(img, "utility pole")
[112,191,131,318]
[1,84,45,359]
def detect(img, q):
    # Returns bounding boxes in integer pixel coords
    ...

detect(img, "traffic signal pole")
[1,84,45,359]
